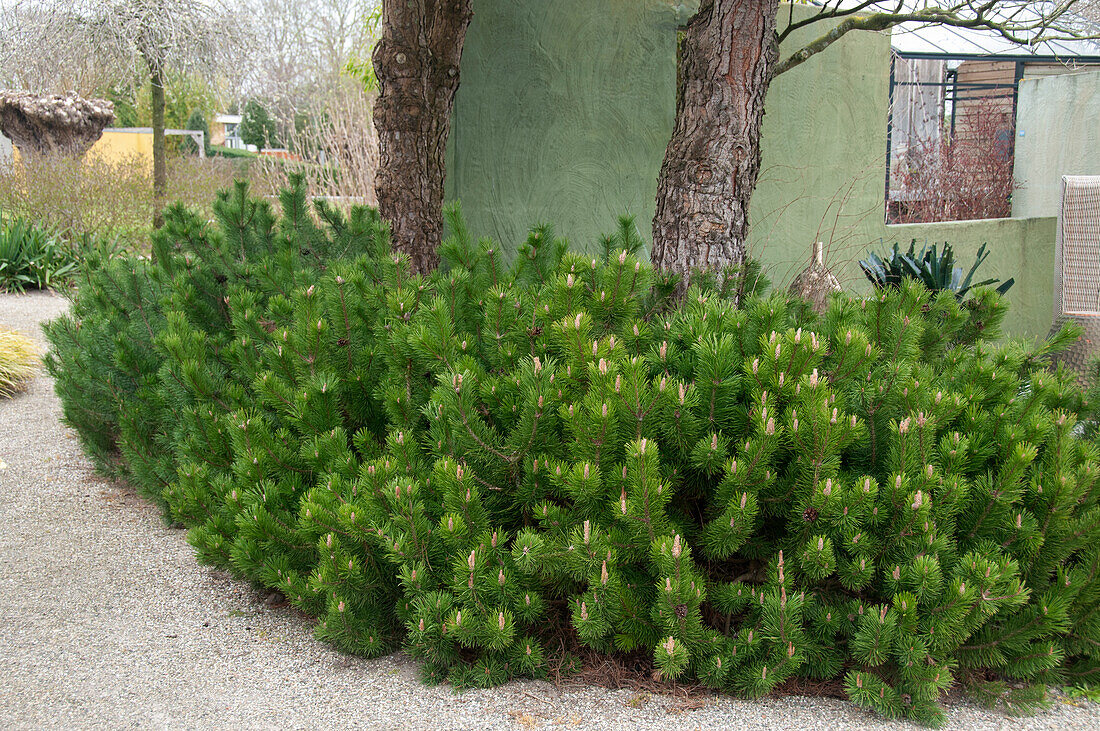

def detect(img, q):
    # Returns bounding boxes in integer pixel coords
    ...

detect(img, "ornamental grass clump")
[0,328,38,396]
[44,177,1100,725]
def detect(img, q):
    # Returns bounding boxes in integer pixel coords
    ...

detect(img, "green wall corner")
[448,0,681,259]
[448,2,1058,341]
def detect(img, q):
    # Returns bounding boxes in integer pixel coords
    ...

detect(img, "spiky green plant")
[0,211,78,292]
[860,240,1013,299]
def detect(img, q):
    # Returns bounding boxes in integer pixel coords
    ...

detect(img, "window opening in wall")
[885,48,1100,225]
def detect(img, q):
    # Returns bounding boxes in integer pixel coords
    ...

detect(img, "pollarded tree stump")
[789,241,842,314]
[0,91,114,157]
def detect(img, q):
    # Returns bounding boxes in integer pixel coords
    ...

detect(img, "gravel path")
[2,289,1100,730]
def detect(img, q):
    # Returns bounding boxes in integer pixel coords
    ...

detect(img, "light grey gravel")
[2,288,1100,730]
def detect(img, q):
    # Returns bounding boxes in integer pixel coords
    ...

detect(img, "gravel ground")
[2,288,1100,730]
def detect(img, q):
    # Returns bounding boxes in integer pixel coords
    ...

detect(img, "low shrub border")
[0,212,78,292]
[45,179,1100,725]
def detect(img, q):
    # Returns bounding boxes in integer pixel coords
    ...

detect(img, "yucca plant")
[0,328,38,396]
[0,211,78,292]
[860,240,1013,298]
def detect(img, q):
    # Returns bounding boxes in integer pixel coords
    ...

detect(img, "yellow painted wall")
[10,129,154,165]
[86,130,153,164]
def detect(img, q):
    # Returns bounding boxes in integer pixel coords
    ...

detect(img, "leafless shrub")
[0,153,282,247]
[252,81,378,208]
[0,154,152,238]
[889,98,1018,224]
[167,156,281,210]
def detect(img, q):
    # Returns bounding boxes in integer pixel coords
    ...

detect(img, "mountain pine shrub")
[45,178,1100,725]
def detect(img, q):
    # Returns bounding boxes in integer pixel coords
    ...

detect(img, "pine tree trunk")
[150,64,167,230]
[373,0,474,275]
[651,0,779,293]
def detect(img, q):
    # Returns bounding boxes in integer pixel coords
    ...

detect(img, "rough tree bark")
[150,62,167,230]
[373,0,474,274]
[651,0,779,292]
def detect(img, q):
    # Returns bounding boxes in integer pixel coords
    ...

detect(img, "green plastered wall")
[885,217,1057,341]
[448,2,1059,341]
[1013,69,1100,219]
[446,0,690,257]
[745,5,894,291]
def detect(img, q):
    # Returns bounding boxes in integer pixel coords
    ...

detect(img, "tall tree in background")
[0,0,243,228]
[0,4,113,96]
[84,0,240,228]
[182,107,210,155]
[651,0,1100,290]
[372,0,473,274]
[239,99,277,152]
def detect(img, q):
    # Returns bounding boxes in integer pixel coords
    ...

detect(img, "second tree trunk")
[373,0,474,275]
[651,0,779,293]
[150,63,167,230]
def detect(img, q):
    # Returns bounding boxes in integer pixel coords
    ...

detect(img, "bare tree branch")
[775,1,1100,78]
[0,0,251,94]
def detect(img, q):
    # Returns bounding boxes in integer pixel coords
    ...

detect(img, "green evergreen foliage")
[239,99,278,152]
[182,109,210,156]
[45,178,1100,725]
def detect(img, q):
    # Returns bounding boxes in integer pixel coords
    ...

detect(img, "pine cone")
[803,507,819,523]
[675,603,688,620]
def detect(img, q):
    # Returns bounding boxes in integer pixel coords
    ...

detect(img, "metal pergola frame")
[885,50,1100,218]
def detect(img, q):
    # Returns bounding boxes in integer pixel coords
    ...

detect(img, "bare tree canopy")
[776,1,1100,76]
[237,0,379,133]
[0,4,108,95]
[0,0,248,91]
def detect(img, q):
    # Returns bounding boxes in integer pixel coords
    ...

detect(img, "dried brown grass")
[0,327,39,397]
[0,152,285,248]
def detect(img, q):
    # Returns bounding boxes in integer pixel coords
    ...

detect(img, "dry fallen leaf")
[508,710,541,729]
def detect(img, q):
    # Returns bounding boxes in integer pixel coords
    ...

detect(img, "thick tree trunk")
[150,64,167,230]
[373,0,474,275]
[651,0,779,292]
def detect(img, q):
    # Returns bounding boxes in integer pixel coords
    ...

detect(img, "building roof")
[892,22,1100,59]
[106,128,203,135]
